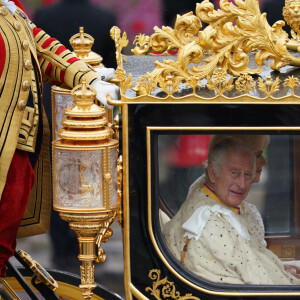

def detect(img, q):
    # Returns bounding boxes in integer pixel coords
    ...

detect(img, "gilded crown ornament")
[70,27,103,67]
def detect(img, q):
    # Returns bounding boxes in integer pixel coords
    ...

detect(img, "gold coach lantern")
[52,79,119,300]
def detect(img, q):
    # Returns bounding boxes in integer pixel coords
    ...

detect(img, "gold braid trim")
[180,237,191,264]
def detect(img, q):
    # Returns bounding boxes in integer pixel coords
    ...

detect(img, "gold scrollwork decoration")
[158,73,182,95]
[146,269,200,300]
[125,0,300,96]
[95,211,117,263]
[111,0,300,97]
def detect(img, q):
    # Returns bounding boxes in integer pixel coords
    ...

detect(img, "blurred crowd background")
[21,0,280,46]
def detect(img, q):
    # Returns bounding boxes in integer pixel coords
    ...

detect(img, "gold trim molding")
[146,269,200,300]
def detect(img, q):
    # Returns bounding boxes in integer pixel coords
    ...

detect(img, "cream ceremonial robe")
[163,175,300,285]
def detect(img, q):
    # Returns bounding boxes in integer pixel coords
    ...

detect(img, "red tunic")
[0,0,98,277]
[0,0,34,278]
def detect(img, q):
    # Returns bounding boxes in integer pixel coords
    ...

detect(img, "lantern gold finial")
[58,80,112,142]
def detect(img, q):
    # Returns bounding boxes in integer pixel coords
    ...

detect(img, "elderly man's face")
[208,150,254,207]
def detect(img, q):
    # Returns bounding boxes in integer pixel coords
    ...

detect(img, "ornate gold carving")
[134,73,157,95]
[17,250,58,291]
[110,26,128,68]
[69,27,103,67]
[146,269,200,300]
[70,27,94,59]
[115,67,134,95]
[110,26,134,95]
[258,76,280,96]
[132,34,151,55]
[110,0,300,98]
[104,173,112,183]
[59,209,118,299]
[283,0,300,37]
[284,75,300,95]
[235,73,256,94]
[117,155,123,225]
[79,263,97,300]
[158,73,182,95]
[95,211,117,263]
[206,69,234,96]
[59,79,111,141]
[132,11,200,56]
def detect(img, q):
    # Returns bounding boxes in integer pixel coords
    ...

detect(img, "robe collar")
[202,183,242,215]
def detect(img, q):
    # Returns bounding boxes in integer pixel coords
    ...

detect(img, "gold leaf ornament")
[174,12,202,45]
[258,76,280,96]
[206,68,234,95]
[134,73,157,95]
[235,73,255,93]
[145,269,200,300]
[120,73,134,95]
[284,75,300,95]
[158,72,182,95]
[186,77,201,94]
[115,67,133,95]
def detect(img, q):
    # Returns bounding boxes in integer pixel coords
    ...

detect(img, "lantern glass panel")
[52,90,73,140]
[110,147,118,206]
[53,148,104,208]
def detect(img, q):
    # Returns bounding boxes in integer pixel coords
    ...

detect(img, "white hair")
[206,137,256,177]
[209,134,270,153]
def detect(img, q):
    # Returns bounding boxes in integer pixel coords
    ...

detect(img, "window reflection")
[159,134,293,235]
[263,135,293,235]
[158,134,300,284]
